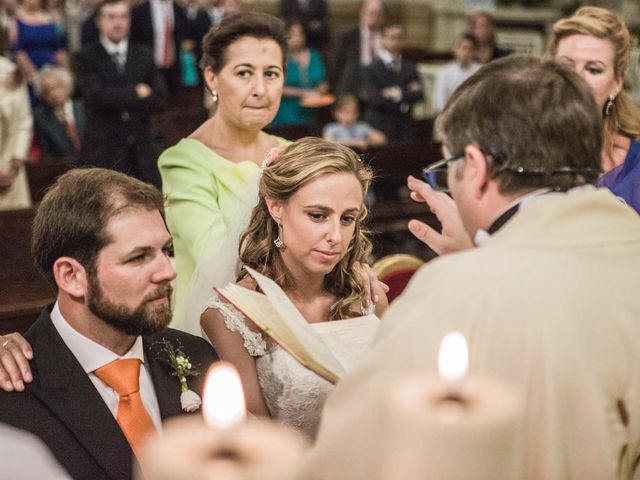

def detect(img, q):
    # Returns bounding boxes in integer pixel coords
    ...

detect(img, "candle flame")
[203,362,246,429]
[438,332,468,384]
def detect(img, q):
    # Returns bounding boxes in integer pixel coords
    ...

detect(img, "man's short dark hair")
[436,55,602,194]
[95,0,128,19]
[32,168,164,291]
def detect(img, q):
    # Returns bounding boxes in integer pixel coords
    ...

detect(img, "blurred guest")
[467,10,510,64]
[279,0,327,50]
[323,94,386,149]
[271,19,327,127]
[65,0,97,52]
[329,0,385,100]
[221,0,240,17]
[1,0,16,28]
[363,23,423,143]
[11,0,68,101]
[33,65,86,160]
[130,0,188,94]
[0,25,32,210]
[74,0,167,187]
[432,33,481,114]
[550,6,640,213]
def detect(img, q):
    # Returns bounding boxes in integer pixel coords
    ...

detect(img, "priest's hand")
[0,332,33,392]
[406,176,473,255]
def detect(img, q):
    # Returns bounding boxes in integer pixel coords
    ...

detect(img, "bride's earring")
[210,90,219,103]
[273,220,285,250]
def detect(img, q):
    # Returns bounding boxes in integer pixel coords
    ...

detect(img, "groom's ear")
[53,257,88,299]
[265,197,283,222]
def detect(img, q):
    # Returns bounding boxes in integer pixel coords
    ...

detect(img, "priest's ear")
[52,257,89,299]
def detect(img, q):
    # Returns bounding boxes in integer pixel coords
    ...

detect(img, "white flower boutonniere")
[159,339,202,412]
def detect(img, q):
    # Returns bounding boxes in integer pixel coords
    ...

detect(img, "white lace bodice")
[203,292,334,439]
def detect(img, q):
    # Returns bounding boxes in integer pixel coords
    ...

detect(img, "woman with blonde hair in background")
[201,137,388,439]
[0,25,32,210]
[549,6,640,213]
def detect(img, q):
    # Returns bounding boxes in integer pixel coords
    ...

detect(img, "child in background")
[323,94,387,149]
[431,33,481,114]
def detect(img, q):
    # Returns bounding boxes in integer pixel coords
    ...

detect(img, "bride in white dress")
[200,138,388,439]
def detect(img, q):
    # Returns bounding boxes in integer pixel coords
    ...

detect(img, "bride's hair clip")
[261,146,286,173]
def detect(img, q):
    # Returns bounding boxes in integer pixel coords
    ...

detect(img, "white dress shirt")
[50,302,163,431]
[150,0,175,68]
[360,27,381,66]
[100,35,129,69]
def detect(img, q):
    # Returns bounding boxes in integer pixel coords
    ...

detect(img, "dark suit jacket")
[0,308,218,480]
[363,58,423,143]
[279,0,328,49]
[33,100,87,160]
[73,41,166,181]
[364,58,423,117]
[130,1,188,90]
[329,26,361,97]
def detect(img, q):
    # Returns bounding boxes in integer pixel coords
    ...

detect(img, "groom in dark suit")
[73,0,167,188]
[0,168,218,480]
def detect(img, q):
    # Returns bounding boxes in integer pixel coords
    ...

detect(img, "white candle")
[372,332,523,479]
[438,331,468,398]
[202,361,246,429]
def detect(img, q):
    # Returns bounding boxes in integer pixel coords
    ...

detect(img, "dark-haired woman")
[158,12,290,332]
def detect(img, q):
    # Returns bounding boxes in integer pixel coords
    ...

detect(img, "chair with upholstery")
[372,254,424,304]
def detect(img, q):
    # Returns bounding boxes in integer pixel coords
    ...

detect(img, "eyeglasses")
[423,151,603,193]
[422,152,464,192]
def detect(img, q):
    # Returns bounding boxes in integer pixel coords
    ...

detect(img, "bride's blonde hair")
[239,137,373,320]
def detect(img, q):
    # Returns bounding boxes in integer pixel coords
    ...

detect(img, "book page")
[312,316,379,372]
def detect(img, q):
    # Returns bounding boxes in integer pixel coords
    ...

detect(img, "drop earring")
[273,220,285,250]
[210,90,219,103]
[605,94,615,116]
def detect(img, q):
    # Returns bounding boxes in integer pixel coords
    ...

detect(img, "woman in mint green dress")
[270,19,328,127]
[158,13,290,333]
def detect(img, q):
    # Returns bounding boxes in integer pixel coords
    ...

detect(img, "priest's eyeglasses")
[421,152,464,193]
[423,152,603,193]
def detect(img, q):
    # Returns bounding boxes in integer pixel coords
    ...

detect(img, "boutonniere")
[158,338,202,413]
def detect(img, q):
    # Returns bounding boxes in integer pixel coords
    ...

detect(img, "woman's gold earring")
[605,95,615,116]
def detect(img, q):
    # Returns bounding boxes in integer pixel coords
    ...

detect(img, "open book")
[217,267,379,384]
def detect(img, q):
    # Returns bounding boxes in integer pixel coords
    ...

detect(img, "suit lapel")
[27,311,133,480]
[144,336,184,420]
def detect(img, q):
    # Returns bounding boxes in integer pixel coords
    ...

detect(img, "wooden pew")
[26,160,73,203]
[0,208,54,334]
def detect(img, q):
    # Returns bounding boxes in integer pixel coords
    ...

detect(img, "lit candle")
[370,332,523,479]
[202,361,246,429]
[438,331,468,400]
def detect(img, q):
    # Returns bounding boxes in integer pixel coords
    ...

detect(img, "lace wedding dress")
[203,292,374,439]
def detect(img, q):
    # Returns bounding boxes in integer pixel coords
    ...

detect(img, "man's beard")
[87,275,173,336]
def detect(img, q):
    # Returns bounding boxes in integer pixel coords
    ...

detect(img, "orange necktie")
[94,359,157,463]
